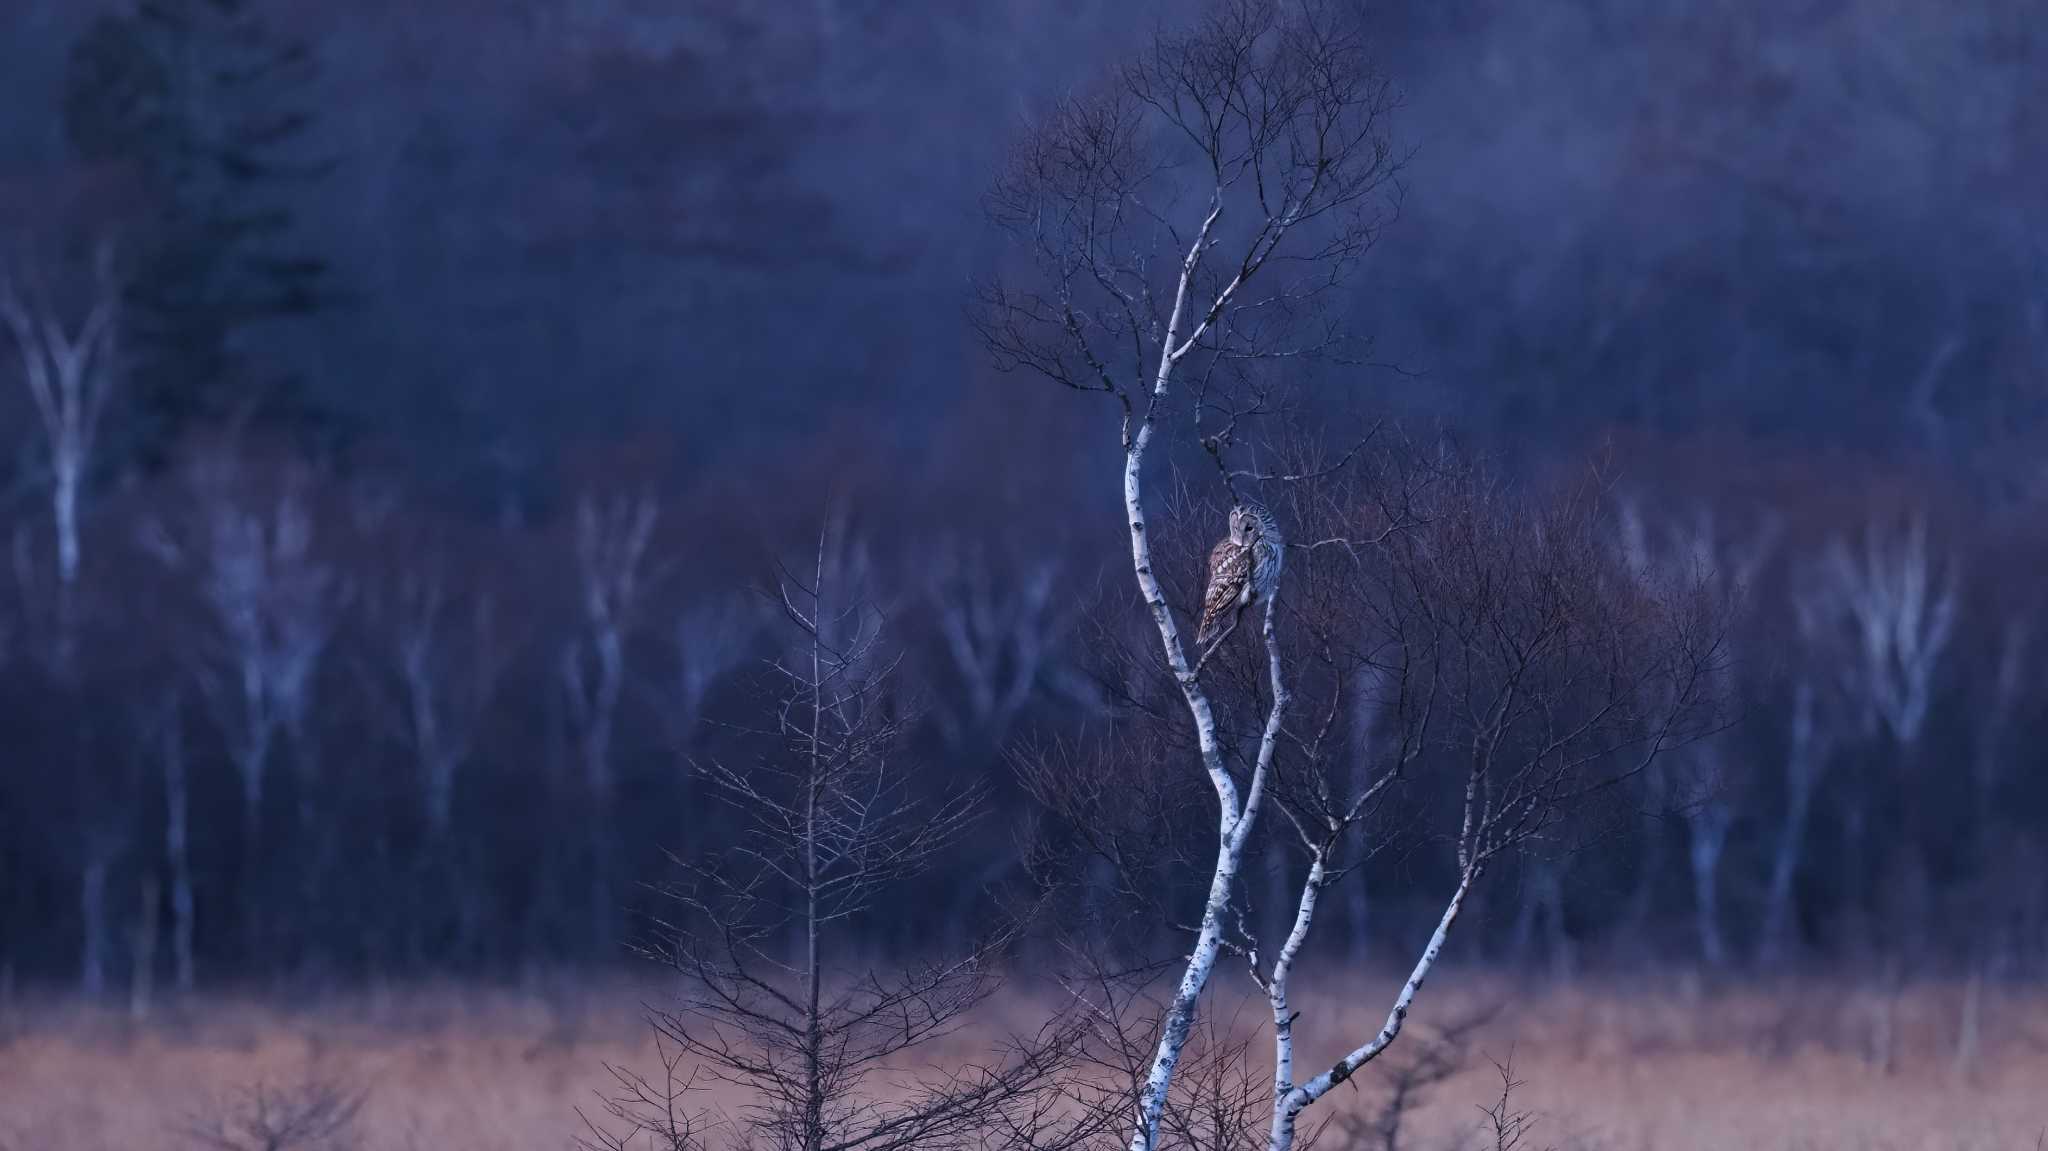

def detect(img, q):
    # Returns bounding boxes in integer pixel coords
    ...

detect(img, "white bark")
[195,479,335,860]
[1813,515,1957,746]
[1121,197,1289,1151]
[0,244,118,595]
[1259,538,1695,1148]
[163,702,196,992]
[1687,798,1732,968]
[563,493,657,803]
[926,548,1071,748]
[984,17,1407,1143]
[137,462,337,963]
[381,572,506,838]
[1677,739,1734,970]
[671,594,758,744]
[1759,678,1827,964]
[1786,516,1951,961]
[3,266,136,974]
[1261,849,1326,1151]
[1268,867,1479,1151]
[560,492,657,945]
[1618,498,1769,971]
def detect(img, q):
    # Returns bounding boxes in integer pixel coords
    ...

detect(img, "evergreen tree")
[63,0,334,458]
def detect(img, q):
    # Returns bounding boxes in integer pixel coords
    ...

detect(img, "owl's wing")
[1197,539,1251,647]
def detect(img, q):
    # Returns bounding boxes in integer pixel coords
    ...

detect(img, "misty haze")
[1,2,2045,1150]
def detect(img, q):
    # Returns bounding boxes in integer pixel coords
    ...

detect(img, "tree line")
[2,0,2046,1014]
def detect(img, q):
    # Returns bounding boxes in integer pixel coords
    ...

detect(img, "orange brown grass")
[2,975,2044,1150]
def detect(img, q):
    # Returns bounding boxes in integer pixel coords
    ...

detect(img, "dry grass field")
[2,973,2043,1151]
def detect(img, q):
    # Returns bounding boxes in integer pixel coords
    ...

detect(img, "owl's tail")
[1195,600,1235,652]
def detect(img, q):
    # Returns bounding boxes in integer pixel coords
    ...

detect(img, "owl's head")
[1227,505,1258,544]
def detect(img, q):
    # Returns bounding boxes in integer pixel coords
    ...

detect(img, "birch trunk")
[977,15,1407,1140]
[0,247,117,673]
[53,460,79,673]
[1121,200,1287,1151]
[1687,803,1732,969]
[238,732,269,957]
[53,458,79,588]
[1263,852,1326,1151]
[164,712,196,991]
[1759,682,1824,965]
[1269,868,1479,1151]
[79,854,111,998]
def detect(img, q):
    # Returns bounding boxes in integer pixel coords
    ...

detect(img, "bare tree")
[364,563,509,840]
[352,551,512,961]
[1618,498,1775,969]
[1020,443,1716,1151]
[980,5,1402,1144]
[1806,513,1957,750]
[3,237,130,994]
[1335,1007,1492,1151]
[0,237,119,659]
[591,519,1076,1151]
[144,455,337,958]
[983,6,1718,1148]
[186,1077,365,1151]
[922,539,1093,751]
[560,491,659,949]
[1954,607,2034,1069]
[1253,469,1713,1151]
[664,592,762,748]
[1756,676,1831,966]
[1472,1053,1541,1151]
[1795,510,1958,963]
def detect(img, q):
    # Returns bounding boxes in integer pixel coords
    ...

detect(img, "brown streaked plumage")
[1196,503,1283,650]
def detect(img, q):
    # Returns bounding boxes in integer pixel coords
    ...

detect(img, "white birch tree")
[1807,513,1958,749]
[560,491,658,947]
[670,599,755,734]
[354,553,511,959]
[1793,510,1957,961]
[3,241,127,988]
[1756,676,1832,965]
[1023,450,1717,1151]
[1617,498,1775,968]
[146,455,336,958]
[0,240,120,613]
[365,564,509,840]
[980,6,1400,1143]
[983,10,1722,1144]
[197,471,335,862]
[923,540,1094,751]
[1250,473,1712,1151]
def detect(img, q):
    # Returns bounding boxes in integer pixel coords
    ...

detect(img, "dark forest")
[4,0,2043,991]
[2,6,2046,1146]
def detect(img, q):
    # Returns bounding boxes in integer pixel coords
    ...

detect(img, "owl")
[1196,503,1283,650]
